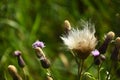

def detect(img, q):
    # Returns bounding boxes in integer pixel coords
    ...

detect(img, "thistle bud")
[32,40,50,68]
[116,37,120,47]
[35,48,51,68]
[14,50,25,68]
[106,31,115,40]
[8,65,22,80]
[40,58,51,69]
[111,37,120,61]
[98,31,115,54]
[17,56,25,68]
[64,20,71,33]
[34,47,45,58]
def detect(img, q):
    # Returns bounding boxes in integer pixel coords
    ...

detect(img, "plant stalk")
[78,59,84,80]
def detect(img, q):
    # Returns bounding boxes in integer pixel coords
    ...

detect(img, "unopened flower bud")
[40,58,51,69]
[32,41,50,68]
[116,37,120,47]
[64,20,71,33]
[111,37,120,61]
[14,50,25,68]
[34,47,45,58]
[106,31,115,40]
[98,31,115,54]
[8,65,22,80]
[17,56,25,68]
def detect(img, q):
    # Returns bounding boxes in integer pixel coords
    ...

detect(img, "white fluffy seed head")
[61,20,97,59]
[61,20,97,50]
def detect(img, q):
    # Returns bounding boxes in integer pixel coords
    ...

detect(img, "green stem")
[22,68,27,80]
[46,69,53,80]
[97,64,101,80]
[70,50,84,80]
[22,67,30,80]
[70,50,79,64]
[78,62,80,80]
[78,59,84,80]
[84,61,94,73]
[106,62,111,80]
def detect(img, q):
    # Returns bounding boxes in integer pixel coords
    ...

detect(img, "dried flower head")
[61,20,97,59]
[32,40,45,48]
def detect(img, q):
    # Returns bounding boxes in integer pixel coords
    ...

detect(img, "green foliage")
[0,0,120,80]
[82,72,96,80]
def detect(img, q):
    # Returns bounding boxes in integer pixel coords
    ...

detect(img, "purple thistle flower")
[91,49,100,57]
[32,40,45,48]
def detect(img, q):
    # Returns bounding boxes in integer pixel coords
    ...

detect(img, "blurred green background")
[0,0,120,80]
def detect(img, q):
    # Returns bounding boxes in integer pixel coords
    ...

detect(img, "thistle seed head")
[61,20,97,59]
